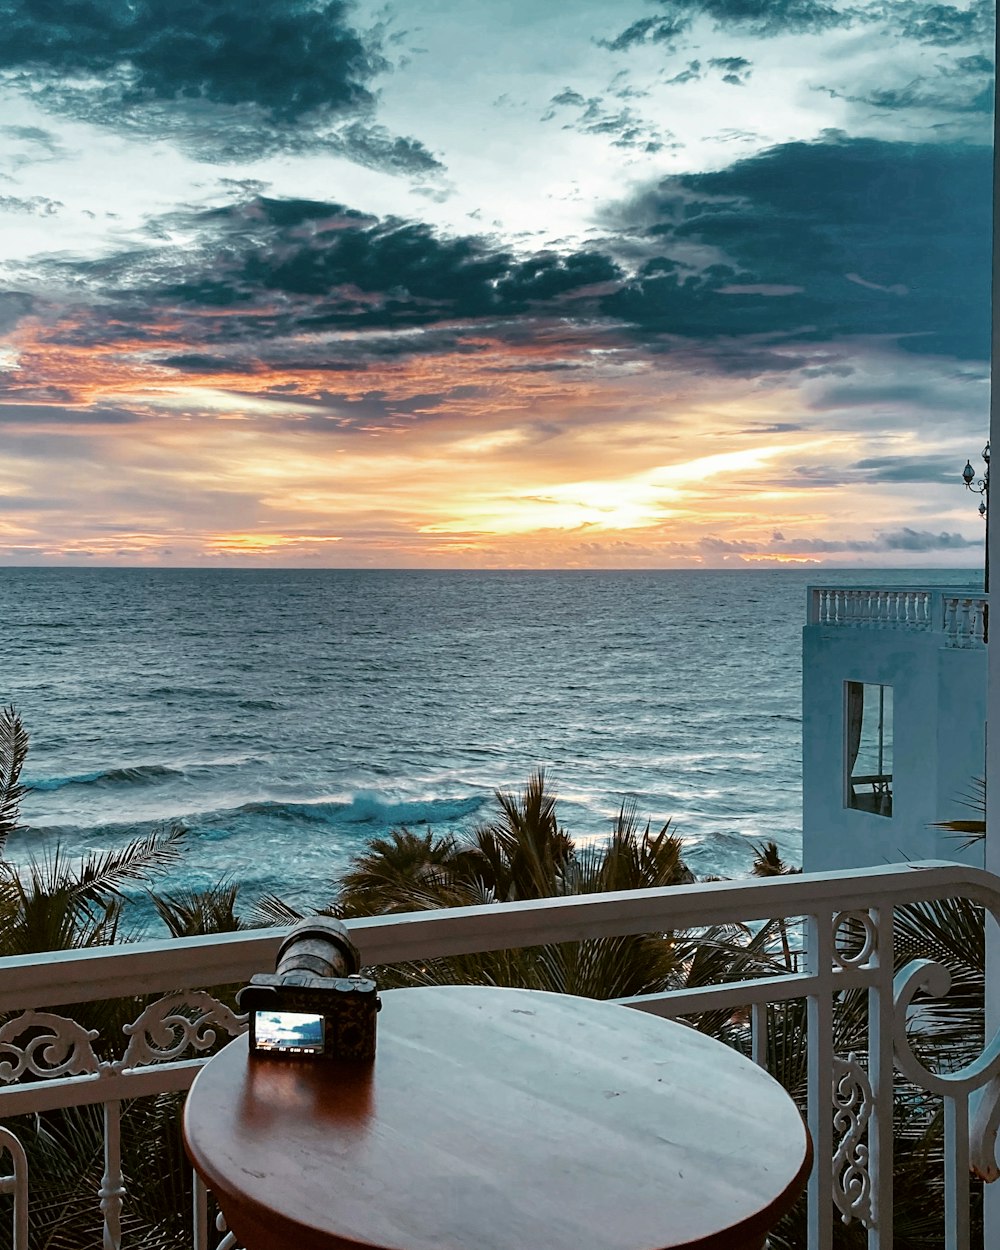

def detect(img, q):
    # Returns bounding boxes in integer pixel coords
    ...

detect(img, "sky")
[0,0,994,568]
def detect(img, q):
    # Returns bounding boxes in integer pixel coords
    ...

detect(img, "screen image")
[254,1010,325,1053]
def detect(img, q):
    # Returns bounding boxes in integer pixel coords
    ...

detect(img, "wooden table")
[184,985,811,1250]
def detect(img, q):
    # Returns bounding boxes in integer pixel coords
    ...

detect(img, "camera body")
[238,918,380,1062]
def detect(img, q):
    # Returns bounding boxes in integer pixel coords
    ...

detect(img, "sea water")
[0,567,980,914]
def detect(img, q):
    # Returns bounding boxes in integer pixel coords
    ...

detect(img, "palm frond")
[246,892,304,927]
[149,878,245,937]
[0,705,29,856]
[65,823,189,903]
[933,776,986,846]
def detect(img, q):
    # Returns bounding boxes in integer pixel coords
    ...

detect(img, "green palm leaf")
[0,705,29,856]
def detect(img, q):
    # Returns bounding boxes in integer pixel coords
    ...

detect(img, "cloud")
[604,0,850,49]
[542,91,677,153]
[602,0,992,66]
[5,131,990,418]
[701,527,980,555]
[599,135,991,360]
[849,456,959,484]
[888,0,993,47]
[708,56,753,85]
[599,14,691,52]
[0,402,145,427]
[31,195,622,335]
[0,194,61,215]
[0,124,69,169]
[0,0,439,172]
[819,56,994,119]
[0,291,34,333]
[879,527,980,551]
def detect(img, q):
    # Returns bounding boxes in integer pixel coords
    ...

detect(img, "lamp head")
[963,460,976,485]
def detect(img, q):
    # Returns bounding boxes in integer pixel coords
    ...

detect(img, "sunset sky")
[0,0,993,568]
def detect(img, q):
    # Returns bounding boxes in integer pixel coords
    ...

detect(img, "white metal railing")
[0,861,998,1250]
[808,587,988,648]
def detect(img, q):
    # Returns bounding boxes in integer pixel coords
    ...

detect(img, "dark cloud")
[849,456,959,484]
[1,0,376,117]
[85,197,625,332]
[542,92,677,153]
[8,133,990,397]
[0,291,34,332]
[889,1,992,46]
[547,89,587,110]
[880,527,980,551]
[0,403,144,426]
[4,196,627,395]
[605,0,849,49]
[600,136,991,360]
[701,527,980,554]
[0,0,439,172]
[819,54,994,117]
[709,56,753,85]
[738,422,805,434]
[159,354,262,375]
[600,14,691,52]
[665,61,703,86]
[0,194,61,215]
[603,0,991,52]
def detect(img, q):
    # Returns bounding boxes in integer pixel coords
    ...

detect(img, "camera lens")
[275,917,361,981]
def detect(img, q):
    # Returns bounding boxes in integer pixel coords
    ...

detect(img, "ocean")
[0,566,981,917]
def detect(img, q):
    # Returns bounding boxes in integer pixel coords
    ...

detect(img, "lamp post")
[963,440,990,593]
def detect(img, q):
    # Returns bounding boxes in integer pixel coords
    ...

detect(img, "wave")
[27,763,185,793]
[238,699,283,711]
[226,792,486,830]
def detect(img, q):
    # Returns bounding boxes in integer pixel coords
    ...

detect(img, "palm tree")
[934,776,986,848]
[322,772,782,1014]
[0,707,206,1250]
[0,705,28,855]
[751,839,801,970]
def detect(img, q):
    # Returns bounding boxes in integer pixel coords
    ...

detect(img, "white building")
[802,584,987,873]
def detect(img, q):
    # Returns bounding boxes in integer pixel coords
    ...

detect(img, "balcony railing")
[808,587,988,648]
[0,861,998,1250]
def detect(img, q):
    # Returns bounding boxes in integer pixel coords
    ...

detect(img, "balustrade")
[809,588,987,647]
[0,861,997,1250]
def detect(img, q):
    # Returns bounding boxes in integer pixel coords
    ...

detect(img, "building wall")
[802,623,985,873]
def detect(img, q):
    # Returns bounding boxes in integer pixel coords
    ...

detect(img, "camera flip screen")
[253,1009,325,1054]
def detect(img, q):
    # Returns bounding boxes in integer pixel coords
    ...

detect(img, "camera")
[238,917,380,1061]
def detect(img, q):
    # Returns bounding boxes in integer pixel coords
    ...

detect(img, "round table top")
[184,985,811,1250]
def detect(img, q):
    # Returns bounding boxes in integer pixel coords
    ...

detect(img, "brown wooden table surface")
[184,985,811,1250]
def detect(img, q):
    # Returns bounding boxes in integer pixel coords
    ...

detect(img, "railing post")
[100,1100,125,1250]
[807,912,834,1250]
[0,1128,28,1250]
[194,1173,210,1250]
[867,905,893,1250]
[944,1095,971,1250]
[751,1002,767,1068]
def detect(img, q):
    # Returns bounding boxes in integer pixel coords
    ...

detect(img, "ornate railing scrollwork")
[892,954,1000,1193]
[215,1205,241,1250]
[892,959,1000,1097]
[831,909,877,970]
[0,1011,100,1082]
[113,991,247,1072]
[832,1053,874,1227]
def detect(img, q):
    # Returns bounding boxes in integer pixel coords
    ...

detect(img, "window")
[845,682,893,817]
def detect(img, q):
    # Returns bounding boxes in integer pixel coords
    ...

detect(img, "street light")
[962,440,990,593]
